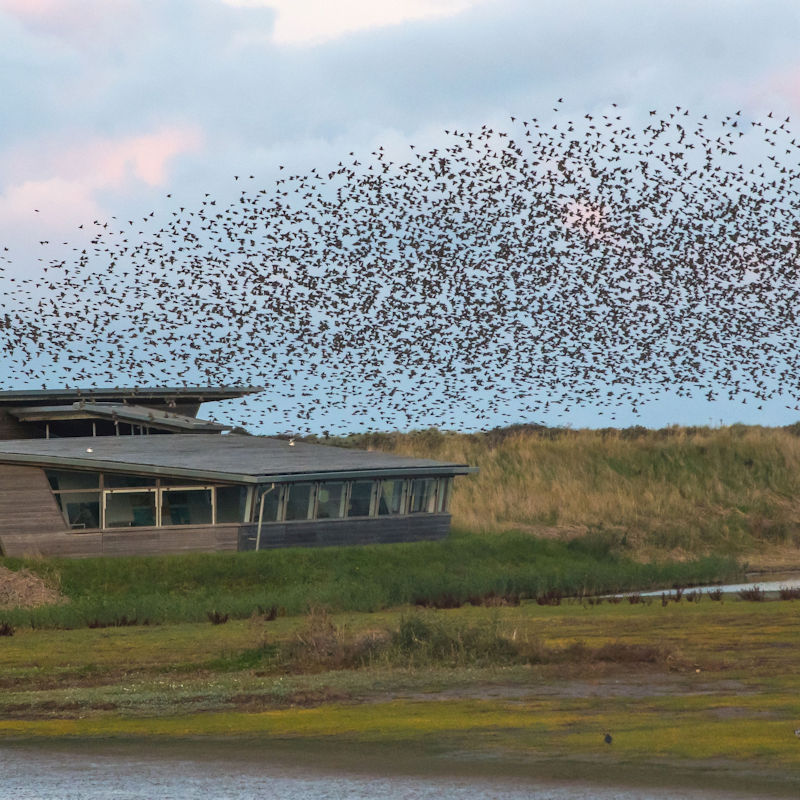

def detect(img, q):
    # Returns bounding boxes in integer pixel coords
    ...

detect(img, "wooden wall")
[0,409,41,440]
[0,524,239,558]
[0,464,66,536]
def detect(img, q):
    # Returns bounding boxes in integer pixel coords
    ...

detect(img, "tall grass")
[0,532,739,628]
[312,424,800,555]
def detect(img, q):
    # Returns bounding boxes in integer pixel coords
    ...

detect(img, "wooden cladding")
[0,464,66,536]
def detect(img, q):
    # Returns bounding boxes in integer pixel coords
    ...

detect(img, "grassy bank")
[0,532,739,629]
[307,423,800,561]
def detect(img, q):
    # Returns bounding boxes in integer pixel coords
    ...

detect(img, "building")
[0,387,474,558]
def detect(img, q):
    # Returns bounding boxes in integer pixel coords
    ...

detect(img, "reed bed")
[0,533,738,629]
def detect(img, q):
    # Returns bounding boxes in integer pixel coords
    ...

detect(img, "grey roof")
[7,403,230,433]
[0,434,474,484]
[0,386,261,407]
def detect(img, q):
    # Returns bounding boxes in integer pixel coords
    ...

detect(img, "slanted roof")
[0,386,261,407]
[6,403,230,433]
[0,434,475,484]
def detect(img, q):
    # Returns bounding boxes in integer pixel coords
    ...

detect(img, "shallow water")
[617,571,800,599]
[0,741,786,800]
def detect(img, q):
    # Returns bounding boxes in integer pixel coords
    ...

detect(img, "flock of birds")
[3,103,800,434]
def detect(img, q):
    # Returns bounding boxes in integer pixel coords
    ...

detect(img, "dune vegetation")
[312,423,800,563]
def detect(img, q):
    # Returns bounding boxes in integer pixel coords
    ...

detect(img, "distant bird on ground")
[604,733,613,745]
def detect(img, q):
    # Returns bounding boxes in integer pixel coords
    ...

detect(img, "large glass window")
[436,477,453,513]
[217,485,248,523]
[316,482,345,519]
[256,484,282,523]
[285,482,314,521]
[105,490,157,528]
[55,492,101,529]
[104,473,157,488]
[45,467,450,529]
[378,479,406,515]
[348,481,375,517]
[46,470,99,491]
[161,489,212,526]
[408,478,436,514]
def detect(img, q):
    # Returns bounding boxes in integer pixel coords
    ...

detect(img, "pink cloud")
[91,127,206,187]
[0,0,142,45]
[753,64,800,112]
[0,126,204,239]
[2,126,204,190]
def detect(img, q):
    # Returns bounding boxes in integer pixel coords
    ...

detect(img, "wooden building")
[0,387,474,558]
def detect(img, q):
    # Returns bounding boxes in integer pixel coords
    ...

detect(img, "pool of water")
[634,571,800,598]
[0,741,791,800]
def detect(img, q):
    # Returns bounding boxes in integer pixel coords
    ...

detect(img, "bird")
[2,104,800,436]
[604,733,613,744]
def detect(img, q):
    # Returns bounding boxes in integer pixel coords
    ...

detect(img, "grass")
[0,532,740,629]
[1,599,799,787]
[308,423,800,560]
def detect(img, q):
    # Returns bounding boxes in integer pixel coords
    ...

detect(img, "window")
[104,473,157,488]
[255,484,282,523]
[47,469,102,530]
[316,482,345,519]
[378,479,406,515]
[436,477,453,512]
[46,468,253,529]
[58,493,101,529]
[47,470,99,491]
[216,485,248,523]
[161,489,213,526]
[408,478,436,514]
[347,481,375,517]
[285,482,314,521]
[105,490,157,528]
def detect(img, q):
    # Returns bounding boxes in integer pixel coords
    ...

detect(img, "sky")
[3,0,800,433]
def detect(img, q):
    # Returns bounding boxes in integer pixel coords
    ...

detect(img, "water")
[0,741,788,800]
[626,572,800,598]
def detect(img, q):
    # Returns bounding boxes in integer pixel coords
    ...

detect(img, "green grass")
[0,532,740,629]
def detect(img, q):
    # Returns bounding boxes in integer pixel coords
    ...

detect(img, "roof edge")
[0,451,476,484]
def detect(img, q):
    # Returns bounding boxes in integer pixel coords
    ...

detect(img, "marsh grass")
[230,608,676,673]
[0,533,739,629]
[313,423,800,556]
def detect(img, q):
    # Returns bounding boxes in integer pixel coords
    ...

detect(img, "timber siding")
[238,514,451,550]
[0,516,450,558]
[0,463,66,536]
[0,524,240,558]
[0,409,40,440]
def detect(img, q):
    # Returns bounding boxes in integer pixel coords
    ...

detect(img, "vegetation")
[309,422,800,559]
[0,532,739,629]
[1,599,799,789]
[3,422,799,789]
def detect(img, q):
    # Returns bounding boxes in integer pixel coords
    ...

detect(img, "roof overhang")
[0,386,262,407]
[0,434,477,485]
[0,450,476,484]
[7,402,230,433]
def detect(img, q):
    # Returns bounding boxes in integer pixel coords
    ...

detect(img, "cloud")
[0,0,143,48]
[221,0,492,45]
[0,126,203,239]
